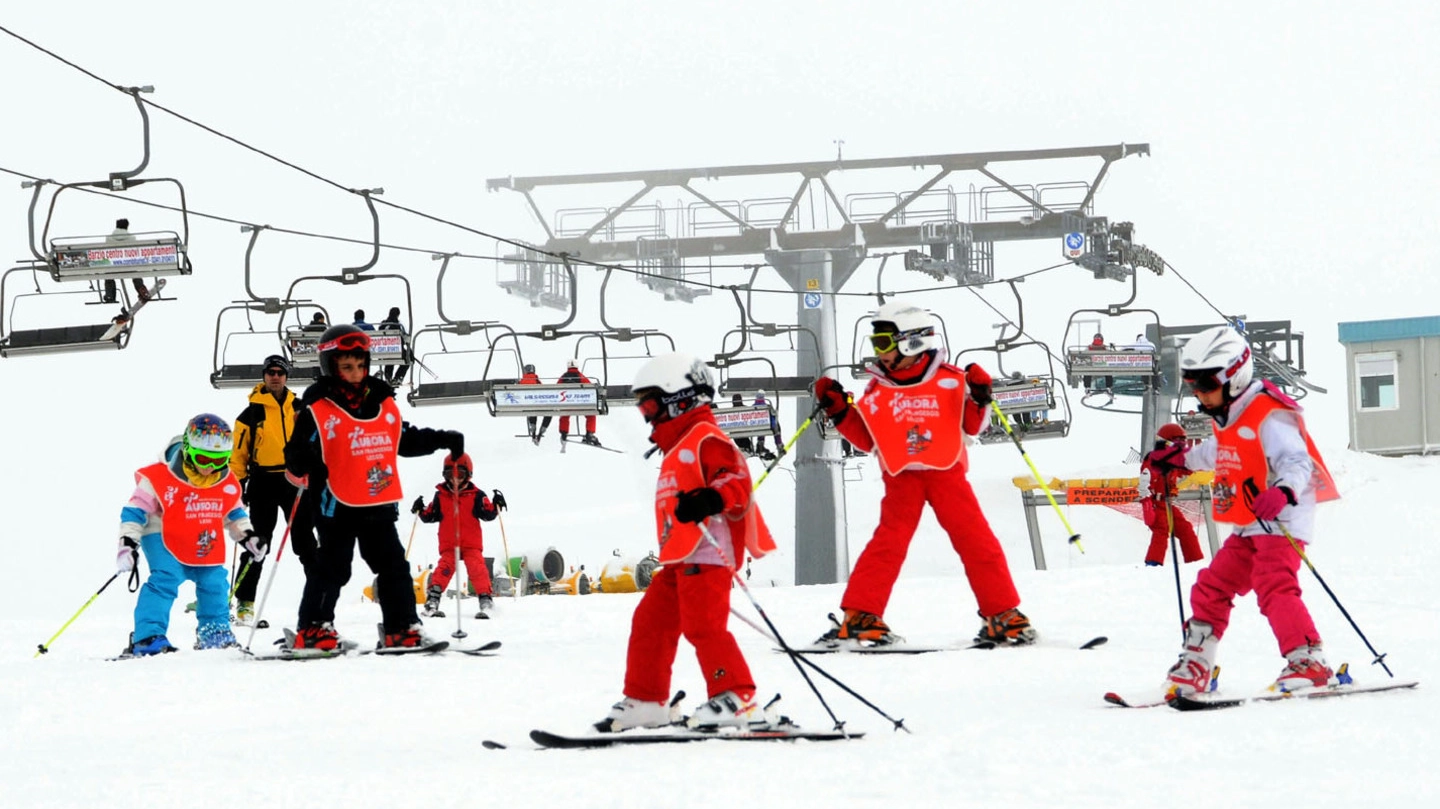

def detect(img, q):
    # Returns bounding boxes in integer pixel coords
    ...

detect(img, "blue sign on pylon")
[803,292,822,309]
[1063,232,1085,259]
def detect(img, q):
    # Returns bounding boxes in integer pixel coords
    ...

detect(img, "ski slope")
[1,396,1434,809]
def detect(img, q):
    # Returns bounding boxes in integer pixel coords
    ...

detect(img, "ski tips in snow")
[529,726,863,749]
[481,739,508,750]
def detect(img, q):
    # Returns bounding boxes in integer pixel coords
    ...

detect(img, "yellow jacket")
[231,384,300,479]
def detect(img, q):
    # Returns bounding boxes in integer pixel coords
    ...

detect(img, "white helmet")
[871,300,936,356]
[631,352,714,424]
[1179,325,1253,398]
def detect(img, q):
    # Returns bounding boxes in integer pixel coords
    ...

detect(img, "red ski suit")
[418,482,498,595]
[1138,458,1203,566]
[557,367,597,436]
[624,406,772,703]
[832,355,1021,618]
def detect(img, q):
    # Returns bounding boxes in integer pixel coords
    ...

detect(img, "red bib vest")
[654,421,776,566]
[1212,382,1338,524]
[136,461,242,566]
[854,365,969,476]
[310,397,404,507]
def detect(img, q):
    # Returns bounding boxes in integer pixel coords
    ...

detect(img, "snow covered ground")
[2,394,1434,809]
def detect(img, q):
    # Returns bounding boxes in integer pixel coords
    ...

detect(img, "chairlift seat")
[714,404,778,439]
[48,231,189,282]
[976,418,1070,445]
[408,379,506,407]
[719,375,813,398]
[486,382,607,417]
[210,364,320,390]
[1,323,118,357]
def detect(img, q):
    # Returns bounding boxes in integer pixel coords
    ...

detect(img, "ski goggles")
[1181,369,1224,394]
[634,390,664,422]
[868,332,900,354]
[187,447,231,470]
[264,367,288,377]
[319,331,371,354]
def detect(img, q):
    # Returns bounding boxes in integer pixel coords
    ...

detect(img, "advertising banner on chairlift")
[993,383,1050,410]
[492,385,599,414]
[713,405,774,434]
[57,243,180,272]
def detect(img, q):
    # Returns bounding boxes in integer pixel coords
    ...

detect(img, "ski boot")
[126,633,177,657]
[422,584,445,618]
[293,622,340,651]
[381,622,434,649]
[1270,643,1335,693]
[976,607,1037,646]
[233,600,256,626]
[594,695,680,733]
[1164,619,1218,697]
[195,622,239,650]
[582,433,601,447]
[687,690,768,730]
[474,594,494,619]
[815,609,901,646]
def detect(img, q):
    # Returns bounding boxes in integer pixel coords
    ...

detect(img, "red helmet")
[1156,423,1187,444]
[443,453,473,479]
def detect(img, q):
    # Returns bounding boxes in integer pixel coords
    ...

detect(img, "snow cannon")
[509,547,566,594]
[555,565,592,596]
[597,550,659,593]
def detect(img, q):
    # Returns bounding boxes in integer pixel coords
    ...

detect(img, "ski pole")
[989,401,1084,552]
[696,522,872,735]
[753,403,823,492]
[1241,479,1393,677]
[496,512,518,599]
[725,605,911,732]
[451,544,467,640]
[228,559,253,604]
[403,512,420,560]
[245,495,303,652]
[1163,486,1187,643]
[1278,522,1393,677]
[34,571,128,657]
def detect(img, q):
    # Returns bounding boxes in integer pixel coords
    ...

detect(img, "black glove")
[492,489,507,511]
[410,496,426,515]
[240,477,250,506]
[673,487,725,524]
[963,364,994,407]
[442,430,464,460]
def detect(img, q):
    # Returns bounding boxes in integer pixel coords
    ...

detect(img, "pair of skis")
[1105,664,1419,710]
[246,632,501,661]
[790,636,1108,655]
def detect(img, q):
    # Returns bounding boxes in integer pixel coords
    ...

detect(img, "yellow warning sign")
[805,278,820,291]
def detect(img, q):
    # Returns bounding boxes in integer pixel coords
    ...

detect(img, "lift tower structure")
[488,142,1149,585]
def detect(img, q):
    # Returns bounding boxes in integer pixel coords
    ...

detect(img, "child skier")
[283,324,465,651]
[1149,325,1339,696]
[811,300,1036,647]
[411,453,502,619]
[1138,422,1204,567]
[115,414,266,656]
[596,352,777,732]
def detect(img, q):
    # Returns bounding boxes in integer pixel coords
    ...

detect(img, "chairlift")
[1060,271,1162,414]
[712,285,823,398]
[952,281,1071,443]
[209,225,326,389]
[405,253,523,407]
[26,88,193,291]
[0,262,128,356]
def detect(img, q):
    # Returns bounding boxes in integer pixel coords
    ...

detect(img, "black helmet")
[523,364,536,375]
[317,324,371,378]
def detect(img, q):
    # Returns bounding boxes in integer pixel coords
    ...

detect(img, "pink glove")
[285,470,309,491]
[1251,486,1295,520]
[1146,443,1188,473]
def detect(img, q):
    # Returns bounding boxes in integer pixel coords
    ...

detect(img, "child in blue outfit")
[115,414,266,656]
